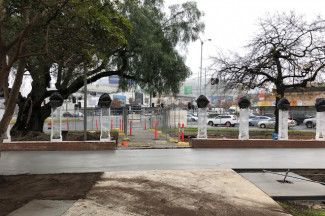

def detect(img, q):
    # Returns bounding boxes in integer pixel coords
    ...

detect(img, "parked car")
[208,113,219,119]
[207,115,238,127]
[303,117,316,128]
[187,113,198,122]
[257,118,297,129]
[249,116,272,126]
[62,111,84,118]
[63,112,74,117]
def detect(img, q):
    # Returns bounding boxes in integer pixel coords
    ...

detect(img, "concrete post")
[51,107,62,141]
[278,110,289,140]
[277,98,290,141]
[238,97,251,140]
[315,98,325,140]
[196,95,209,139]
[100,108,111,141]
[239,109,249,140]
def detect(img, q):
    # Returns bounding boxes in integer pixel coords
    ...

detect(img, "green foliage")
[119,0,204,95]
[279,202,325,216]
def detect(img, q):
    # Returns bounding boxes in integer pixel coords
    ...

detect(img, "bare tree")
[212,12,325,133]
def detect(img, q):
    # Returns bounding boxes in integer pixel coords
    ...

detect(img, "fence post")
[66,117,69,131]
[129,120,133,136]
[144,118,147,130]
[178,123,181,142]
[181,123,185,142]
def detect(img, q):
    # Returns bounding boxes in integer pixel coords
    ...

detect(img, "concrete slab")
[63,169,290,216]
[2,149,325,175]
[240,172,325,200]
[8,200,75,216]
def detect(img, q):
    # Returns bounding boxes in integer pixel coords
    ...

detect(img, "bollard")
[129,120,133,136]
[181,123,185,142]
[154,120,158,140]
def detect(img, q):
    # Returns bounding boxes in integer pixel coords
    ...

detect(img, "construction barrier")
[154,120,159,140]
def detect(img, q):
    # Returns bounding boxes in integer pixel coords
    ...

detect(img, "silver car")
[258,118,297,129]
[303,117,316,128]
[249,116,272,126]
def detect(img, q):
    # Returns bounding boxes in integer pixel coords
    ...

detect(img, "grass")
[168,127,315,140]
[279,202,325,216]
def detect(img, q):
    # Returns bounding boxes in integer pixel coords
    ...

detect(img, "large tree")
[0,0,131,138]
[10,0,204,135]
[212,13,325,133]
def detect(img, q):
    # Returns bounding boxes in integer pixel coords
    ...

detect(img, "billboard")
[184,86,192,95]
[113,95,126,105]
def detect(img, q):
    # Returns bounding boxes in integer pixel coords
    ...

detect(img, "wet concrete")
[1,148,325,175]
[240,172,325,200]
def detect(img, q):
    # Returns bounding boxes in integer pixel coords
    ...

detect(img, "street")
[1,148,325,175]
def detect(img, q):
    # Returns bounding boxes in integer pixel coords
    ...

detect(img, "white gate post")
[238,97,251,140]
[277,98,290,141]
[196,95,210,139]
[315,98,325,140]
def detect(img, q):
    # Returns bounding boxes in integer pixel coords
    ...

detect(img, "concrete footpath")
[1,148,325,175]
[64,170,291,215]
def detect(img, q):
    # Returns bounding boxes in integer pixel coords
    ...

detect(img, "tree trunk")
[0,60,26,142]
[11,99,51,136]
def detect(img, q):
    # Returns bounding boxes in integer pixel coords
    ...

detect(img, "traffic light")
[151,103,155,108]
[72,96,76,103]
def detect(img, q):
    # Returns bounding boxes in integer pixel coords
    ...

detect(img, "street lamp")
[199,38,212,96]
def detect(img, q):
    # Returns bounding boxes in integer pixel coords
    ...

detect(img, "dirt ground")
[0,173,102,216]
[63,170,289,216]
[1,170,325,216]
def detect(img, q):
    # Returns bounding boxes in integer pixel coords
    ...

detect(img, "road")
[1,148,325,175]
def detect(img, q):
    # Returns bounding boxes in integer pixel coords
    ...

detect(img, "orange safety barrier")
[154,120,159,140]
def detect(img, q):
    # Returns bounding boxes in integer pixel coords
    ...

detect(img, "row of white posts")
[49,106,111,142]
[197,96,325,141]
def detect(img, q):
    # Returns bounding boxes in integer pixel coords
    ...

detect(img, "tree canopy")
[0,0,205,135]
[212,12,325,132]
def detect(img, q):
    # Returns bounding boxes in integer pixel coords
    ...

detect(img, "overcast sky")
[165,0,325,80]
[17,0,325,96]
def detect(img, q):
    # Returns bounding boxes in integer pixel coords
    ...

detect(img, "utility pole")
[83,65,88,141]
[199,41,203,95]
[199,39,212,96]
